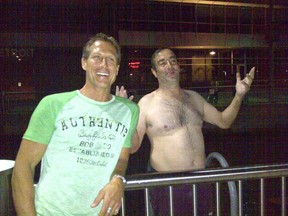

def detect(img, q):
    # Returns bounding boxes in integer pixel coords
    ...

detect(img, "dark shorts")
[148,163,215,216]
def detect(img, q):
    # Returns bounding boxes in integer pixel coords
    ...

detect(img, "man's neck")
[79,85,112,102]
[157,85,183,97]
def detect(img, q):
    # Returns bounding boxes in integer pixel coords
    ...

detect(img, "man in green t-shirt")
[12,33,139,216]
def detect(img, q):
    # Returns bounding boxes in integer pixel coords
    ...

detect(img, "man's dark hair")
[82,33,121,65]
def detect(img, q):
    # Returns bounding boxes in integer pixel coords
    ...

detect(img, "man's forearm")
[111,159,128,177]
[221,94,244,128]
[111,148,130,178]
[12,165,37,216]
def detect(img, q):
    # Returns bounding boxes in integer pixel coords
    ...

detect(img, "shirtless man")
[118,48,255,215]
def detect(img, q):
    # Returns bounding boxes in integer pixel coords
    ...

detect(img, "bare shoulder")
[138,91,157,107]
[182,89,207,114]
[184,89,205,101]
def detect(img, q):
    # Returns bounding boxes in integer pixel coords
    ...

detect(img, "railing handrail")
[125,163,288,190]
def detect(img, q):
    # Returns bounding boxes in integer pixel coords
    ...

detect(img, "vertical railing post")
[238,180,243,216]
[193,184,197,216]
[121,195,126,216]
[281,177,286,216]
[145,188,150,216]
[260,178,265,216]
[169,186,174,216]
[216,182,221,216]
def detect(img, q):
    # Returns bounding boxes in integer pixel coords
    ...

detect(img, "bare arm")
[204,67,255,129]
[115,86,147,154]
[91,148,130,216]
[130,97,148,153]
[12,139,47,216]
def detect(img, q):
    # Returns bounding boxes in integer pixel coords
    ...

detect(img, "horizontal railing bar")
[125,163,288,190]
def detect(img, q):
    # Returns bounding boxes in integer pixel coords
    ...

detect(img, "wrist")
[112,174,127,187]
[234,93,244,101]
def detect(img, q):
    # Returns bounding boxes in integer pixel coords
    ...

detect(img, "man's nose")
[100,57,108,67]
[165,60,172,68]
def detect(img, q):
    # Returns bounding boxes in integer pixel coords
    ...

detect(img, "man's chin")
[167,76,178,81]
[94,78,116,89]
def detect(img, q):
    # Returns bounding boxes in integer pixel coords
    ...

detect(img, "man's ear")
[116,65,120,76]
[151,68,158,78]
[81,58,87,71]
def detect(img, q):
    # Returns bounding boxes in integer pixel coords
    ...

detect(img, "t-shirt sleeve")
[23,96,58,144]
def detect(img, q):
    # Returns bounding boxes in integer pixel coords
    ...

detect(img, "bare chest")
[146,95,203,134]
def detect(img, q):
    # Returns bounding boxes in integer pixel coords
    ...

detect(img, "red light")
[129,61,140,69]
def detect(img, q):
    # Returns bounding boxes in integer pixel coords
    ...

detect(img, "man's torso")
[143,89,207,171]
[24,91,138,215]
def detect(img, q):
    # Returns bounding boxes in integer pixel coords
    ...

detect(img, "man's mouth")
[167,71,176,76]
[96,72,109,76]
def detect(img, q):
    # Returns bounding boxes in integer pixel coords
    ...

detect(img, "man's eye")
[93,55,102,61]
[159,62,166,66]
[107,57,116,64]
[170,59,178,64]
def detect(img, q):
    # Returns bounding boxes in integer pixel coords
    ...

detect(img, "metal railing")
[205,152,238,216]
[122,163,288,216]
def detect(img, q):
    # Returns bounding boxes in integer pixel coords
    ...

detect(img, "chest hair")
[156,92,202,131]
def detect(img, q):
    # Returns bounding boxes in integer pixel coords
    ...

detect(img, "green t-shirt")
[23,90,139,216]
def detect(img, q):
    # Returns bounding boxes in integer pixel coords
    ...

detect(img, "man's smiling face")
[152,49,181,84]
[81,40,119,90]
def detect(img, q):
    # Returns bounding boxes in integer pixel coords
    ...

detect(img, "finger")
[115,86,119,95]
[105,202,119,216]
[113,208,119,215]
[248,67,255,79]
[242,81,250,90]
[91,191,104,208]
[112,203,121,215]
[236,72,241,82]
[246,74,253,81]
[98,203,110,216]
[128,95,134,101]
[245,68,255,85]
[123,90,127,97]
[106,206,113,216]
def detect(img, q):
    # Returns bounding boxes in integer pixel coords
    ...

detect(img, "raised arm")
[12,139,47,216]
[204,67,255,129]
